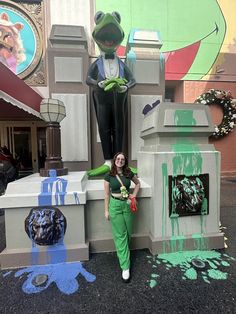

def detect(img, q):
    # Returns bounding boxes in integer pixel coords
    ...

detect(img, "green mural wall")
[96,0,236,82]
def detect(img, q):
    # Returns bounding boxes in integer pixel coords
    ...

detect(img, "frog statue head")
[92,11,124,54]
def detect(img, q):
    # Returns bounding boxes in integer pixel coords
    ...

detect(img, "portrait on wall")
[0,0,45,84]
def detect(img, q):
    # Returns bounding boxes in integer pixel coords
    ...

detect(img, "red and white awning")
[0,62,43,119]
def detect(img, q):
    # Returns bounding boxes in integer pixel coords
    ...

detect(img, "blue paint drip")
[46,243,67,265]
[73,192,80,205]
[126,49,136,75]
[128,28,137,44]
[31,244,40,265]
[14,262,96,295]
[38,170,68,263]
[38,169,68,206]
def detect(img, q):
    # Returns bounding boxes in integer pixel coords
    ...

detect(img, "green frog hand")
[104,77,128,92]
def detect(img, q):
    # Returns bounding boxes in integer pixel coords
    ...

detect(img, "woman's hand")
[129,194,136,199]
[105,209,110,220]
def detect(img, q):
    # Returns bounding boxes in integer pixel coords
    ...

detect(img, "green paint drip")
[162,163,168,252]
[171,114,205,249]
[170,215,180,237]
[192,233,207,250]
[172,141,203,177]
[170,235,185,252]
[215,152,220,216]
[201,198,208,215]
[174,110,196,127]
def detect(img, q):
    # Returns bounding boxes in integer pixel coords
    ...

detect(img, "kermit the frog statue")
[86,11,135,177]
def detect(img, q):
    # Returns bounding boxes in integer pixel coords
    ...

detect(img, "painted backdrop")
[96,0,236,82]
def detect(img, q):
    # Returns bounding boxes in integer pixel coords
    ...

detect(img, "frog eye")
[112,11,121,23]
[94,11,105,24]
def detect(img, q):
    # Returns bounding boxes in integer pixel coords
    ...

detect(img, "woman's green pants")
[109,197,134,270]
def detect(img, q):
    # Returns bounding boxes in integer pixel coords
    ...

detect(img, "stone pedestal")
[0,172,88,268]
[125,29,165,165]
[138,102,224,254]
[0,172,152,269]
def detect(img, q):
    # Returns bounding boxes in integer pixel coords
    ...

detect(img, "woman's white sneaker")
[122,269,130,282]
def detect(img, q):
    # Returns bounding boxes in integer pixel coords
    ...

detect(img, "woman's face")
[115,154,125,168]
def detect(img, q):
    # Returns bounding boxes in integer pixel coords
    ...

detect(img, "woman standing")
[104,152,140,282]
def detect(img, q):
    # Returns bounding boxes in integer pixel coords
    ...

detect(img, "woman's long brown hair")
[109,152,132,177]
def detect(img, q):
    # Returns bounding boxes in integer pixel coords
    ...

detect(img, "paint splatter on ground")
[147,250,235,288]
[5,262,96,295]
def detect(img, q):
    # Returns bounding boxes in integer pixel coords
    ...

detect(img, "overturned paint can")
[191,258,206,270]
[32,274,49,287]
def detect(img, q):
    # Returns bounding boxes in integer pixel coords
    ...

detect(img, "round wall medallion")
[25,206,67,246]
[0,0,43,79]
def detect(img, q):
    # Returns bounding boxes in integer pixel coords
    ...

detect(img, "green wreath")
[195,89,236,139]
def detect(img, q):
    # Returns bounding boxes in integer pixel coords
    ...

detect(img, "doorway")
[0,121,46,177]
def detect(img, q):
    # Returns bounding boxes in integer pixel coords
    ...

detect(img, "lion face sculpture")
[0,12,26,73]
[172,177,205,214]
[25,206,67,246]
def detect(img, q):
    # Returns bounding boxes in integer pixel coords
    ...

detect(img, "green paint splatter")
[184,267,197,280]
[223,254,236,261]
[202,275,211,284]
[147,250,235,287]
[208,261,218,269]
[207,269,227,280]
[149,279,157,288]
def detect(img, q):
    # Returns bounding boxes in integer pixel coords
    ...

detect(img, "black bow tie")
[104,53,115,59]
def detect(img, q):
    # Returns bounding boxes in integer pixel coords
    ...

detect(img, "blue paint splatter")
[3,271,12,277]
[14,262,96,295]
[18,169,96,295]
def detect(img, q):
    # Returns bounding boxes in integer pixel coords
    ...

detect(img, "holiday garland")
[195,89,236,139]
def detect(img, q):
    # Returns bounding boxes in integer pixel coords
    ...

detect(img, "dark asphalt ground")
[0,177,236,314]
